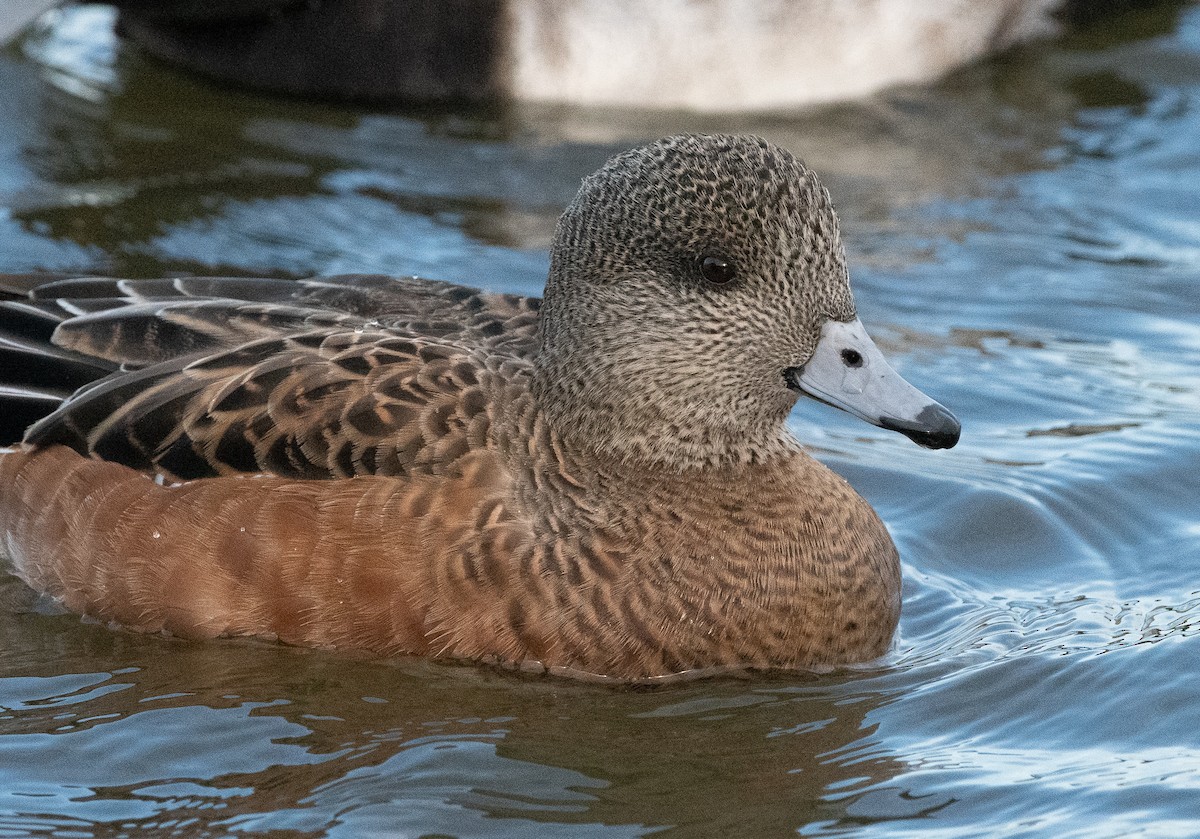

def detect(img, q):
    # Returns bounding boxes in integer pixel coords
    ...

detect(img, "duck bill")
[786,319,960,449]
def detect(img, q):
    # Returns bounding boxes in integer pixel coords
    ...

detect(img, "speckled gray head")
[535,134,959,468]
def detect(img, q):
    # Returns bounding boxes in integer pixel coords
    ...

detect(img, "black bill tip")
[879,403,961,450]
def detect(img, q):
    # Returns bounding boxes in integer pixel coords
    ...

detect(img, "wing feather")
[26,328,507,482]
[3,273,540,465]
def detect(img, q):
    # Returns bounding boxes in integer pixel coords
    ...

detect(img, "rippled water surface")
[2,4,1199,837]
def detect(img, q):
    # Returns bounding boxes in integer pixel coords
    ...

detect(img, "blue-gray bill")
[785,318,960,450]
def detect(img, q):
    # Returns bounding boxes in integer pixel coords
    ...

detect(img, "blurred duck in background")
[1,0,1159,110]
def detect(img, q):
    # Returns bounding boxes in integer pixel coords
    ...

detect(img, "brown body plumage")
[0,135,957,680]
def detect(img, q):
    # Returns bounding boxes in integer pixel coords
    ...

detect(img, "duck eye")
[699,255,736,285]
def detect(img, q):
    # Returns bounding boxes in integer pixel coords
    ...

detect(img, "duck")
[15,0,1094,109]
[0,134,959,681]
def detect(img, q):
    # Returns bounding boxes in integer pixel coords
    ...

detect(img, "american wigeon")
[0,134,958,681]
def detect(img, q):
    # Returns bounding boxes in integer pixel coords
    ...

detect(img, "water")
[1,4,1198,837]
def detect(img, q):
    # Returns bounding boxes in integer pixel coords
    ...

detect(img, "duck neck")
[529,359,796,472]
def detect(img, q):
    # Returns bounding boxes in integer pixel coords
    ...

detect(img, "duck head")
[534,134,959,468]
